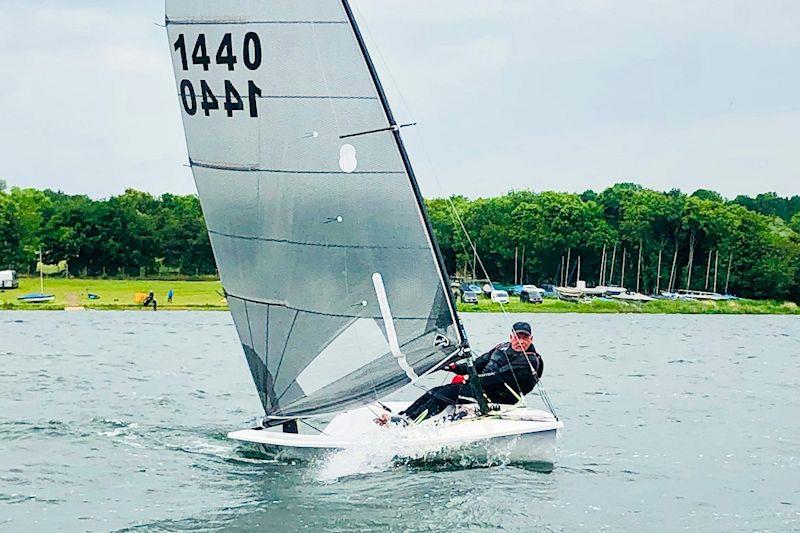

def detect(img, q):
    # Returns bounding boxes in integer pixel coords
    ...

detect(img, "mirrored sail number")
[180,80,262,118]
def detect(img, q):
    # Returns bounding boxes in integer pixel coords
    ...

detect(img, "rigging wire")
[349,3,558,415]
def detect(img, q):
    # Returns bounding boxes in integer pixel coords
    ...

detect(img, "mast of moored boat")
[668,244,679,292]
[38,249,44,293]
[609,244,617,286]
[565,248,571,286]
[656,248,662,295]
[599,244,607,286]
[725,252,733,294]
[636,241,643,294]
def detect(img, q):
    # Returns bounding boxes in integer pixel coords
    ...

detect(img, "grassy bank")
[1,278,798,314]
[1,278,226,311]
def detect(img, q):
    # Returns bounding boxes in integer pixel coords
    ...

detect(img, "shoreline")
[2,278,798,315]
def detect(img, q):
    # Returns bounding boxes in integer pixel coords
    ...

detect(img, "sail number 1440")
[174,33,263,118]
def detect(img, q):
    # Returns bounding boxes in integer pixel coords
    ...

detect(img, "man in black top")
[397,321,544,422]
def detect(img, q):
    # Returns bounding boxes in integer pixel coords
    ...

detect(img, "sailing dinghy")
[166,0,562,465]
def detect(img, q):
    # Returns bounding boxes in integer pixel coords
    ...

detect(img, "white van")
[0,270,19,289]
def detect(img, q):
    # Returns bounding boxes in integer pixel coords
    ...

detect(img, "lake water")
[1,311,798,531]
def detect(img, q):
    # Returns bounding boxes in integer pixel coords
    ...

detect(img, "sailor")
[377,322,543,425]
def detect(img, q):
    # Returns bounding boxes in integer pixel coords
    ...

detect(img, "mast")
[599,244,607,285]
[636,241,642,294]
[685,232,696,290]
[609,244,617,285]
[341,0,487,413]
[620,247,627,288]
[341,0,464,346]
[565,249,571,285]
[38,249,43,293]
[725,252,733,294]
[669,243,679,292]
[713,250,719,293]
[656,248,662,295]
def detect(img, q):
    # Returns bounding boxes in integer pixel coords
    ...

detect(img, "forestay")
[166,0,464,419]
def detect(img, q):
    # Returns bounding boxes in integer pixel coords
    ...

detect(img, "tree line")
[1,182,798,300]
[428,185,800,301]
[0,186,214,278]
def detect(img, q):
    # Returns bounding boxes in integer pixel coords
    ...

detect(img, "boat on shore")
[610,291,655,303]
[555,286,584,301]
[595,285,627,296]
[675,289,726,301]
[556,281,610,301]
[17,293,55,304]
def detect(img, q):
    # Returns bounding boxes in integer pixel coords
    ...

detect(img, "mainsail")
[166,0,466,419]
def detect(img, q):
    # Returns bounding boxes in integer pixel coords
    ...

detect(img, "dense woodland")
[1,180,799,301]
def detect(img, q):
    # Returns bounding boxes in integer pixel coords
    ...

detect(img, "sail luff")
[340,0,466,347]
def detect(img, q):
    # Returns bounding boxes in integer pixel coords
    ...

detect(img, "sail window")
[295,318,389,396]
[339,144,358,173]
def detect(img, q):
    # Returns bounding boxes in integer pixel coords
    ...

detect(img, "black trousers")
[401,382,527,421]
[400,383,467,421]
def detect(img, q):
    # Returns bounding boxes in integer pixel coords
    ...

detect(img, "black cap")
[512,321,532,336]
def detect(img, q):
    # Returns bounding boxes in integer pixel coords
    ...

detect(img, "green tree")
[157,194,215,275]
[8,187,52,268]
[0,192,24,269]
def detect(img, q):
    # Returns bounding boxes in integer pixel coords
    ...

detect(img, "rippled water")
[1,311,798,531]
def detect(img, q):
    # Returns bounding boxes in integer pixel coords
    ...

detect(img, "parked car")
[490,290,510,304]
[461,290,479,304]
[0,270,19,290]
[520,288,543,304]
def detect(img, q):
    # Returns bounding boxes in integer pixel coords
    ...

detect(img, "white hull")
[17,296,55,304]
[610,291,655,302]
[229,402,563,466]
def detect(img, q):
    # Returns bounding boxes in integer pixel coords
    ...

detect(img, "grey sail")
[166,0,464,419]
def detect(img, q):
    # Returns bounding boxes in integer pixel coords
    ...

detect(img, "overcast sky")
[1,1,798,199]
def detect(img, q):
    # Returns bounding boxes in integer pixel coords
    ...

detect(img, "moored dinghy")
[17,293,55,304]
[165,0,562,466]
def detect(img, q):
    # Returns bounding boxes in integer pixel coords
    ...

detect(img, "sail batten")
[190,161,404,175]
[167,20,349,26]
[167,0,464,417]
